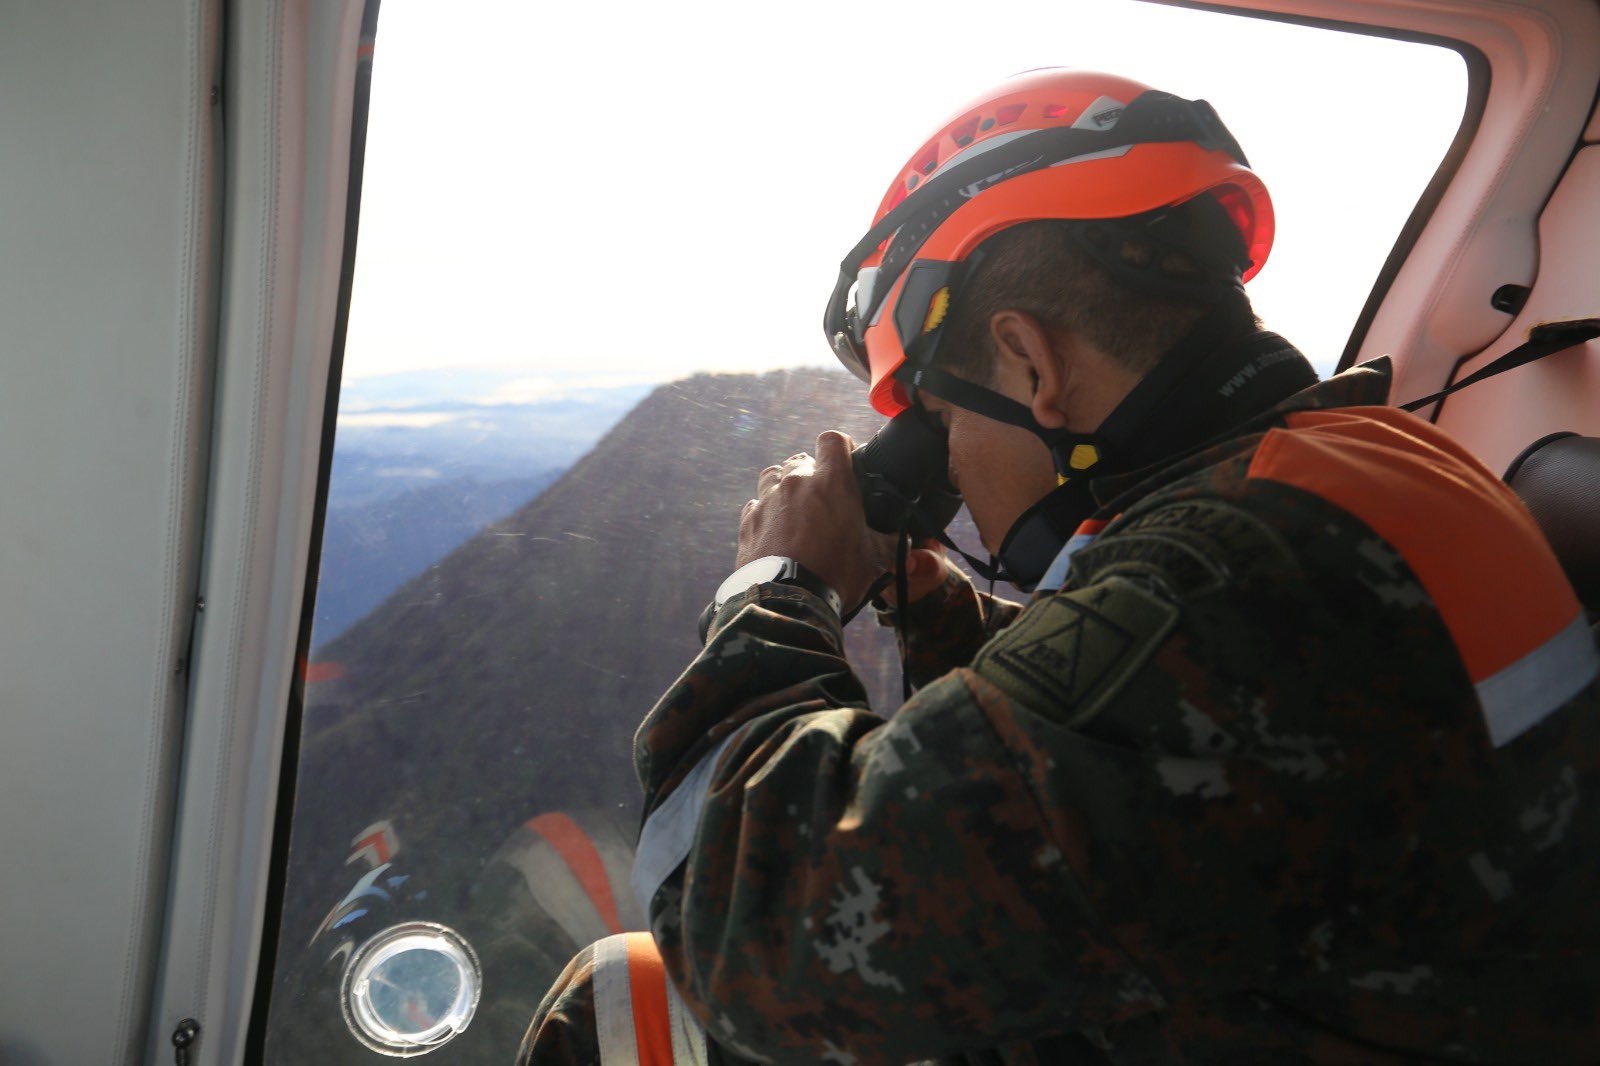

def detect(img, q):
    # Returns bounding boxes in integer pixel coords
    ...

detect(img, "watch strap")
[771,562,843,619]
[709,556,843,623]
[700,561,851,643]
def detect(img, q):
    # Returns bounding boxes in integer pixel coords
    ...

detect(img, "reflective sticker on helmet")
[1046,144,1134,169]
[922,287,951,334]
[854,268,880,329]
[1071,95,1127,131]
[924,128,1034,186]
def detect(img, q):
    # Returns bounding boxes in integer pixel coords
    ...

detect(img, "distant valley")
[310,370,653,647]
[314,468,558,641]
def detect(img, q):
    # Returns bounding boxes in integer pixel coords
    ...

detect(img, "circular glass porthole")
[341,922,482,1057]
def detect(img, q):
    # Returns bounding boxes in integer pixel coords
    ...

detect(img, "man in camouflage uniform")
[522,71,1600,1063]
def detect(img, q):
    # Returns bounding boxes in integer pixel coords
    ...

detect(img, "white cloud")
[338,411,461,429]
[336,397,437,414]
[375,466,444,479]
[471,374,661,406]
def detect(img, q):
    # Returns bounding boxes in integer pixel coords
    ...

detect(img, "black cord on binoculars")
[895,529,912,701]
[886,536,997,704]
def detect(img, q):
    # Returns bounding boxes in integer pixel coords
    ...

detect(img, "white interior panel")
[145,1,366,1062]
[0,1,219,1062]
[1434,145,1600,472]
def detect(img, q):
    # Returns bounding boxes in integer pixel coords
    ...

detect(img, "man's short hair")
[937,196,1259,382]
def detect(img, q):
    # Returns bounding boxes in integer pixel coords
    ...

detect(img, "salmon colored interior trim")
[1246,407,1578,681]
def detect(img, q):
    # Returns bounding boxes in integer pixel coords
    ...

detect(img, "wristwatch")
[712,555,843,618]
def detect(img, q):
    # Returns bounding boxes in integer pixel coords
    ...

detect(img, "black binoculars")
[851,407,963,540]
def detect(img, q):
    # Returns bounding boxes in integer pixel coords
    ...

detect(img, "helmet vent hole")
[1042,103,1070,120]
[978,116,995,131]
[951,118,980,147]
[994,104,1026,126]
[914,150,938,175]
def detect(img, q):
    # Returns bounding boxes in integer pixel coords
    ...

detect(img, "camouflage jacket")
[627,361,1600,1064]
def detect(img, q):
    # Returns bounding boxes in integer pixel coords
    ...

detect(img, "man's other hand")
[738,431,895,612]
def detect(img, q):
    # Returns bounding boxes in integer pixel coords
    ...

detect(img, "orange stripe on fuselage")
[624,931,675,1064]
[1246,407,1579,683]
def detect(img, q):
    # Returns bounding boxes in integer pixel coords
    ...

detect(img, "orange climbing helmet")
[823,69,1275,417]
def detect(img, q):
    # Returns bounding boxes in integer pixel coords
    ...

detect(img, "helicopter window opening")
[260,3,1467,1060]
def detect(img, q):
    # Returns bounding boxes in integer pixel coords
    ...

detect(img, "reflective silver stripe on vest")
[592,934,640,1066]
[632,734,736,916]
[1036,532,1099,593]
[666,971,710,1065]
[1479,612,1600,747]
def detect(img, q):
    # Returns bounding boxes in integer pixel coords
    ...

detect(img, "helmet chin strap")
[899,301,1318,591]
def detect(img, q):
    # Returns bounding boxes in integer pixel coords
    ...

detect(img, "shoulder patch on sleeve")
[972,577,1179,728]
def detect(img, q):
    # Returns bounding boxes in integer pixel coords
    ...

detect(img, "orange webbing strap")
[591,932,710,1065]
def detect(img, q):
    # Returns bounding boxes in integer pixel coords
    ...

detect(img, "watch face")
[716,556,793,606]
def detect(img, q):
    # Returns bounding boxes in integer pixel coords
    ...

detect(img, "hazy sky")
[342,0,1468,394]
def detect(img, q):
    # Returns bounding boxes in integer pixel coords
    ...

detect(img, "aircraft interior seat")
[1504,432,1600,622]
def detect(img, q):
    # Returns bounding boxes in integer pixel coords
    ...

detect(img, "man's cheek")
[949,439,975,493]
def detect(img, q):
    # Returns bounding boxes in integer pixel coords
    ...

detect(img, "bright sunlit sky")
[342,0,1468,396]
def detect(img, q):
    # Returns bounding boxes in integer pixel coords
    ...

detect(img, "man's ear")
[989,309,1071,428]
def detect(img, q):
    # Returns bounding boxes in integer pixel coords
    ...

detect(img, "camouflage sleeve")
[631,583,1164,1063]
[518,943,601,1066]
[875,559,1025,688]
